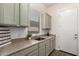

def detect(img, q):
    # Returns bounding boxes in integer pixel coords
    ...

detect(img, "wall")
[46,3,79,50]
[0,3,47,39]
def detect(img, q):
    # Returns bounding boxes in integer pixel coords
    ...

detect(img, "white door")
[57,8,78,55]
[78,7,79,56]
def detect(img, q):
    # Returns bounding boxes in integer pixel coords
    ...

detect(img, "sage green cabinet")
[50,37,55,52]
[8,36,55,56]
[38,41,46,56]
[47,13,51,29]
[45,40,50,56]
[0,3,19,26]
[0,3,29,26]
[27,50,38,56]
[20,3,29,26]
[38,39,50,56]
[0,4,4,25]
[3,4,14,25]
[14,4,19,26]
[9,44,38,56]
[42,13,51,29]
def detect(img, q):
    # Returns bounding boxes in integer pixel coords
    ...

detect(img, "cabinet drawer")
[10,44,38,56]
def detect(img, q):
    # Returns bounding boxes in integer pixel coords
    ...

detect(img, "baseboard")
[48,49,55,56]
[59,50,77,56]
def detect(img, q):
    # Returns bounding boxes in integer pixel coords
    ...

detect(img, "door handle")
[74,34,78,39]
[74,34,78,36]
[74,37,78,39]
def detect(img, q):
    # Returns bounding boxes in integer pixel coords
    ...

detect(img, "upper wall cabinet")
[14,4,20,26]
[42,13,51,29]
[19,3,29,27]
[0,3,19,26]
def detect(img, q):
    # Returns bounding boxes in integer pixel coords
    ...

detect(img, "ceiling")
[43,3,56,8]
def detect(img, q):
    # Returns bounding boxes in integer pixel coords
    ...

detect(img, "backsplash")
[9,27,45,39]
[0,25,46,40]
[9,27,28,39]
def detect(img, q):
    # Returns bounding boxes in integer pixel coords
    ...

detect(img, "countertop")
[0,35,55,56]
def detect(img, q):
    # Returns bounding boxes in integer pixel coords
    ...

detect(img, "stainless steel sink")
[34,37,46,41]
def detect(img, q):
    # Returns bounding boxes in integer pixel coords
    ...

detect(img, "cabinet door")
[0,3,19,26]
[3,4,15,25]
[45,13,51,29]
[39,46,45,56]
[45,40,50,56]
[14,3,19,26]
[47,14,51,29]
[42,13,51,29]
[20,3,29,26]
[41,13,45,29]
[46,44,50,56]
[42,13,48,29]
[50,38,55,52]
[27,50,38,56]
[52,39,55,50]
[45,13,49,28]
[0,4,4,24]
[50,39,53,52]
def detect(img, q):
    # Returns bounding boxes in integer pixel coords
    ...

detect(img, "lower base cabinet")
[9,44,38,56]
[39,45,46,56]
[26,50,38,56]
[45,40,50,56]
[9,36,55,56]
[38,39,51,56]
[50,37,55,52]
[51,39,55,51]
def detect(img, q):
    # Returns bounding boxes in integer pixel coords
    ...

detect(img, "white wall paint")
[47,3,78,15]
[46,3,79,50]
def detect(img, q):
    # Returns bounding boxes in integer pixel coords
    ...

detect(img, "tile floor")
[49,50,75,56]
